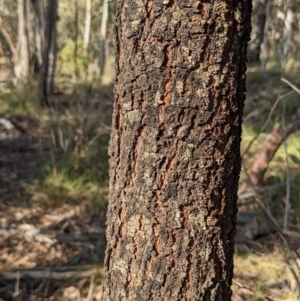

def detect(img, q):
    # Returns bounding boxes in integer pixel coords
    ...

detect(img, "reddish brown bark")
[103,1,252,300]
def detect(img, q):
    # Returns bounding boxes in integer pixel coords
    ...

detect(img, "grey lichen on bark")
[104,0,252,300]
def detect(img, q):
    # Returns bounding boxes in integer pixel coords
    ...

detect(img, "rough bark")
[247,0,266,64]
[104,1,252,301]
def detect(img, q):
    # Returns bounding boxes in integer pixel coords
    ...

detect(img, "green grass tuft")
[29,135,110,214]
[0,81,43,117]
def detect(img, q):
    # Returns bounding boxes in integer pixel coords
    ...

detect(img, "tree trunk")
[0,22,18,66]
[103,1,252,300]
[74,0,79,80]
[260,0,272,72]
[98,0,108,77]
[83,0,91,50]
[32,0,45,70]
[14,0,29,80]
[247,0,266,64]
[38,0,57,105]
[24,0,35,64]
[280,8,293,70]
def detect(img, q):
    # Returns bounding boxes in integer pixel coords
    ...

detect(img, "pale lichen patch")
[127,215,140,237]
[175,81,184,94]
[154,90,163,105]
[113,258,129,275]
[125,110,142,126]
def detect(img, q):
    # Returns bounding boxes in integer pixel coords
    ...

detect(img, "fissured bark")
[104,1,251,300]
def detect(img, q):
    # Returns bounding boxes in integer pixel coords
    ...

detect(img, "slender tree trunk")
[83,0,91,50]
[38,0,57,105]
[247,0,266,64]
[0,23,18,65]
[32,0,45,70]
[24,0,35,61]
[260,0,272,72]
[281,8,293,69]
[98,0,108,76]
[103,1,252,300]
[15,0,29,80]
[74,0,79,80]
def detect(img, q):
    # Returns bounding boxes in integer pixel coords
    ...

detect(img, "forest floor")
[0,62,300,300]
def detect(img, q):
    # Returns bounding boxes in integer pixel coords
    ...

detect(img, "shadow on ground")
[0,86,113,300]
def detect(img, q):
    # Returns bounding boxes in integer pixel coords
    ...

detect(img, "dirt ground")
[0,112,107,300]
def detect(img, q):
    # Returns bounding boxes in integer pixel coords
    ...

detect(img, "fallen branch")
[0,266,102,281]
[0,223,102,248]
[246,120,300,187]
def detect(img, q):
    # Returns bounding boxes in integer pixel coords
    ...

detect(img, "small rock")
[14,212,23,220]
[63,286,81,301]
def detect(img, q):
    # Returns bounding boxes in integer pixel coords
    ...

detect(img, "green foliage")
[58,39,89,77]
[22,81,113,214]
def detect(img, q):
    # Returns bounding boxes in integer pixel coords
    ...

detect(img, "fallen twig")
[281,78,300,95]
[242,90,294,158]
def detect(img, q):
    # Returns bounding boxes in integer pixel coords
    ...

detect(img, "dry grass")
[233,250,300,301]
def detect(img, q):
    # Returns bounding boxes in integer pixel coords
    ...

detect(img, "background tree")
[83,0,91,50]
[0,0,31,81]
[32,0,45,71]
[98,0,109,76]
[103,1,252,300]
[15,0,29,80]
[247,0,266,64]
[38,0,58,104]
